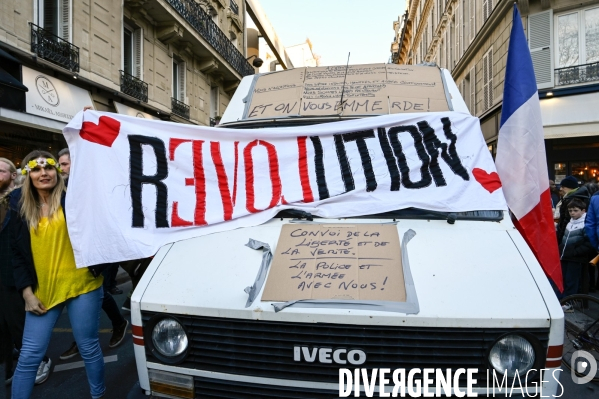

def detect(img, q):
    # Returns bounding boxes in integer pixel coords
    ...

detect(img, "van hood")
[138,217,550,328]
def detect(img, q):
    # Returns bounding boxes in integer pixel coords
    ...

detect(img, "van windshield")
[275,209,503,222]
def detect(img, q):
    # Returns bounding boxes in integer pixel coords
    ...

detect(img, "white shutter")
[453,2,462,60]
[133,28,143,79]
[469,66,476,114]
[482,49,493,111]
[469,0,475,43]
[59,0,71,41]
[528,10,554,89]
[483,0,493,21]
[178,62,186,103]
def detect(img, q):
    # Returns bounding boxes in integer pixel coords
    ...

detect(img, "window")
[571,161,599,184]
[450,17,455,69]
[36,0,71,40]
[556,6,599,68]
[469,0,476,43]
[210,86,219,118]
[483,0,493,22]
[172,59,186,103]
[469,66,476,114]
[123,25,143,79]
[482,48,493,111]
[454,3,463,61]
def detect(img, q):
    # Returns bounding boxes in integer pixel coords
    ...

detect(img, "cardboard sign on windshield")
[261,224,406,302]
[246,63,449,119]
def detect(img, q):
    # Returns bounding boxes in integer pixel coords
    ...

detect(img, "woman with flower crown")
[8,150,105,399]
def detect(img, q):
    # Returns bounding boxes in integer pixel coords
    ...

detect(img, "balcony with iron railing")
[29,23,79,72]
[165,0,254,77]
[555,61,599,86]
[172,97,190,119]
[120,70,148,102]
[229,0,239,15]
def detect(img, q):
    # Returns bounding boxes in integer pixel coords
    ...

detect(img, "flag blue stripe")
[500,5,539,128]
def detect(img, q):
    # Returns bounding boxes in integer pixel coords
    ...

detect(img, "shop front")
[541,91,599,185]
[0,65,94,168]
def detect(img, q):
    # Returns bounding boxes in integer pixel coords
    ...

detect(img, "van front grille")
[142,312,549,386]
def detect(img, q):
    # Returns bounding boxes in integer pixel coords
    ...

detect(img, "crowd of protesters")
[551,176,599,304]
[0,147,150,399]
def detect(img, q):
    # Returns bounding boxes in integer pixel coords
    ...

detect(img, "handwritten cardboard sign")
[246,63,449,119]
[247,68,305,118]
[261,224,406,302]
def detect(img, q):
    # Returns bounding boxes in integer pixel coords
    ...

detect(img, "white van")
[128,64,564,398]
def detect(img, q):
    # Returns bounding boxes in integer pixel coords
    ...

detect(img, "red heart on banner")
[80,116,121,147]
[472,168,502,193]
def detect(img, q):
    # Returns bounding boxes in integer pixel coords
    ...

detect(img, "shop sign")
[113,101,159,120]
[23,66,94,123]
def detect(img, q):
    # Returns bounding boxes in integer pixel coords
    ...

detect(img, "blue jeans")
[11,287,105,399]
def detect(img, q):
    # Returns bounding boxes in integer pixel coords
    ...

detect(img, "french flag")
[495,5,563,291]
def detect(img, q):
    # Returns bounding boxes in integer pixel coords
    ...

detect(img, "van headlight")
[488,335,535,377]
[152,318,188,357]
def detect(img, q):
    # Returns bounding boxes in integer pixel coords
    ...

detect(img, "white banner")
[63,111,506,267]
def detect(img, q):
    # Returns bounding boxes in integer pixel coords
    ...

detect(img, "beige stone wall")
[77,0,122,90]
[0,0,34,51]
[0,0,238,126]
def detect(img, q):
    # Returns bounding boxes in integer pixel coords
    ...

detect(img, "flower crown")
[21,157,63,175]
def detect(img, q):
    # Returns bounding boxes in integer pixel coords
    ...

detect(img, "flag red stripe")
[512,189,563,291]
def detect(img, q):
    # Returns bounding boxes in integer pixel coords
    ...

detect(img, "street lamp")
[246,55,263,68]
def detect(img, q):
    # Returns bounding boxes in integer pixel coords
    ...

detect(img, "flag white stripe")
[496,93,549,219]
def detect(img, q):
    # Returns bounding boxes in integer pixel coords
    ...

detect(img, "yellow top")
[30,207,103,309]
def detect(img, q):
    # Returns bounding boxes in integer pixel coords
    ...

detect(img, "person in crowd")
[9,150,105,399]
[1,159,51,387]
[549,180,560,209]
[586,190,599,292]
[57,149,71,178]
[556,177,598,242]
[0,158,17,198]
[0,158,18,386]
[558,198,596,302]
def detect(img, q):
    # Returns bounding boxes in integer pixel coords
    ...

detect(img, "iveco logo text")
[293,346,366,365]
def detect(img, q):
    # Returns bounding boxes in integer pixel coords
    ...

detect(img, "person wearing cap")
[556,176,582,243]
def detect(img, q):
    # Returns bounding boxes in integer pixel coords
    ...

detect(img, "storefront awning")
[0,67,28,92]
[540,92,599,139]
[0,47,20,64]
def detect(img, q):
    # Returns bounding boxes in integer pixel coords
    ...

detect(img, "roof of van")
[220,63,470,128]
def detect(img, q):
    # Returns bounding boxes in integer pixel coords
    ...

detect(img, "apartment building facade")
[0,0,254,168]
[392,0,599,184]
